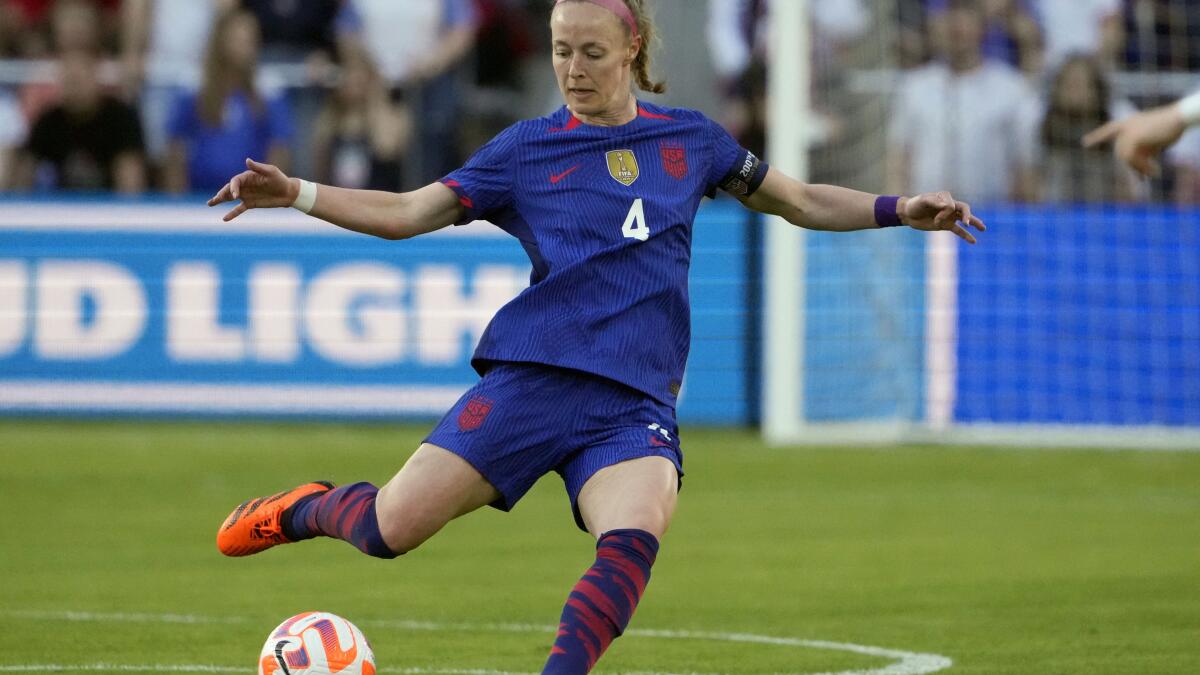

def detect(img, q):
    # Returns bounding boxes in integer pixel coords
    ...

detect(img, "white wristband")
[291,179,317,214]
[1178,91,1200,127]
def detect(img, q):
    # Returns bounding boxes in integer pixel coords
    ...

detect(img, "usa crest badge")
[606,149,640,186]
[457,396,493,432]
[660,143,688,179]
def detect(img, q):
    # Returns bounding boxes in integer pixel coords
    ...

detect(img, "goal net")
[763,0,1200,449]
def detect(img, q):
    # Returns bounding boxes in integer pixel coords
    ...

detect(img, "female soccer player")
[211,1,985,672]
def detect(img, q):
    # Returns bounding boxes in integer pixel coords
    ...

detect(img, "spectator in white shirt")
[1033,0,1123,69]
[888,0,1041,202]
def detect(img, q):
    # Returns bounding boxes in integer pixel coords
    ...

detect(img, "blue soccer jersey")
[440,101,768,407]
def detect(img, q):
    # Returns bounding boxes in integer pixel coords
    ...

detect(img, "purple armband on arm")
[874,195,903,228]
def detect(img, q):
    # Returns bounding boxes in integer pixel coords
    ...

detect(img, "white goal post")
[762,0,809,446]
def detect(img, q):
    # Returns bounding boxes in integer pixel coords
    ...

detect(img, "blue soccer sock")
[284,482,398,559]
[542,529,660,674]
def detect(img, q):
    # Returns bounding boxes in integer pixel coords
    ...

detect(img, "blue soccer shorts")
[424,362,684,531]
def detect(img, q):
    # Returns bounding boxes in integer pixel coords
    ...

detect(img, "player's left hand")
[901,192,986,245]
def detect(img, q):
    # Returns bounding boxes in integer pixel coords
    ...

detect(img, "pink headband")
[555,0,640,40]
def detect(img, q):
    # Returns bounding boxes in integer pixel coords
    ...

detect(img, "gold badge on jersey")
[606,149,640,186]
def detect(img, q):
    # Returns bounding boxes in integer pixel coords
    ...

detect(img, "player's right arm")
[1083,90,1200,177]
[208,158,464,240]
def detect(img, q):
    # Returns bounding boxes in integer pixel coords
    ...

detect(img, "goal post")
[762,0,808,446]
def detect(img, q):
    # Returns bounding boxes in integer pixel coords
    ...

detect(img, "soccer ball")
[258,611,376,675]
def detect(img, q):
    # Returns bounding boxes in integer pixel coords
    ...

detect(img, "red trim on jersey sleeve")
[440,178,474,210]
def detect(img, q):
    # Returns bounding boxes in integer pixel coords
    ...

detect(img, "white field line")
[0,662,535,667]
[1,610,953,675]
[0,667,853,675]
[5,611,247,625]
[0,662,246,667]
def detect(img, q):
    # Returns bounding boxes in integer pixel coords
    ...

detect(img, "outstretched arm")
[207,158,464,240]
[1083,91,1200,177]
[739,166,986,244]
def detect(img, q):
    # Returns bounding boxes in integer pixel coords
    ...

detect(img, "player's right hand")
[207,158,300,222]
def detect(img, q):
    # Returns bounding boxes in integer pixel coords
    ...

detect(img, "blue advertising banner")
[0,199,753,424]
[6,200,1191,429]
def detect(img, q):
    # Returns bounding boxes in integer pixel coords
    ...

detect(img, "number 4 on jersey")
[621,198,649,242]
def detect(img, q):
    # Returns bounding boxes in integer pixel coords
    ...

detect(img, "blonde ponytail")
[624,0,667,94]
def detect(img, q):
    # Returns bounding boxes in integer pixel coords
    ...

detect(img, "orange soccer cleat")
[216,481,334,557]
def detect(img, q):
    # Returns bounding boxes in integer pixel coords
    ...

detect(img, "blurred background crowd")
[0,0,1198,204]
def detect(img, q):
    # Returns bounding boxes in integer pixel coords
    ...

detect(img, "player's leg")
[575,455,679,539]
[218,363,575,559]
[284,443,502,557]
[375,443,501,552]
[543,432,682,674]
[216,443,499,559]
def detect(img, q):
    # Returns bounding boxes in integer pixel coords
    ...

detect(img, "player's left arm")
[738,166,987,244]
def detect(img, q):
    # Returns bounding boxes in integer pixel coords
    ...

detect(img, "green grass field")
[1,421,1198,674]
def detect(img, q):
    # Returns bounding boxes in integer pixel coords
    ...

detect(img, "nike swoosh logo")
[274,640,293,675]
[550,165,581,184]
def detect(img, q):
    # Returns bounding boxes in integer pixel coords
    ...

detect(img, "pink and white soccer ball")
[258,611,376,675]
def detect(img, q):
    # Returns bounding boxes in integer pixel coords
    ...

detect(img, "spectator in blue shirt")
[164,8,292,193]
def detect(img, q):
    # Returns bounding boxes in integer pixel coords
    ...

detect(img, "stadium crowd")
[0,0,1198,203]
[0,0,542,194]
[714,0,1200,204]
